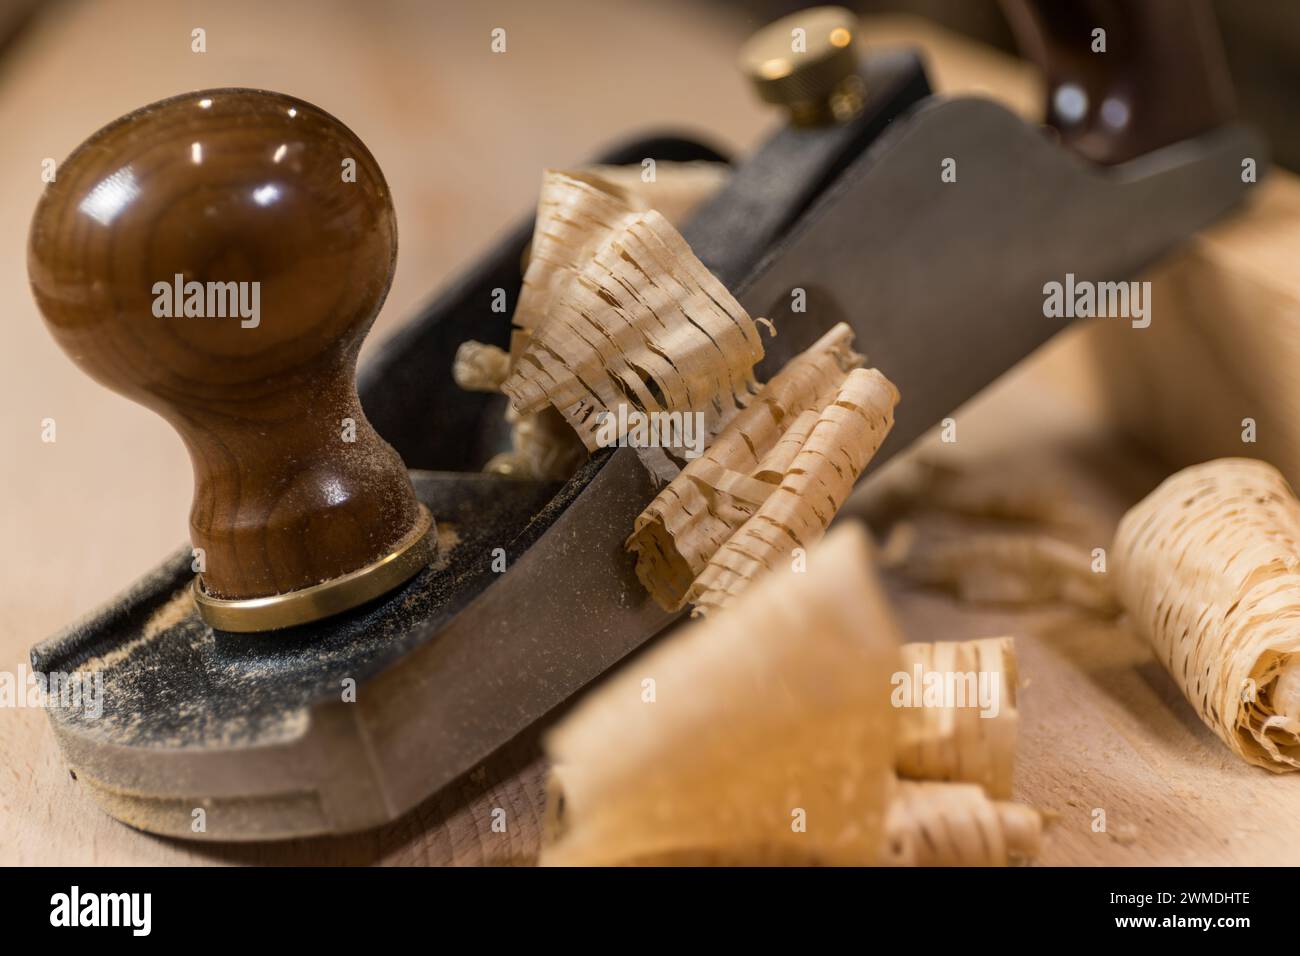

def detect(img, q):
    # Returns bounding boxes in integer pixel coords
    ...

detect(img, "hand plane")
[29,2,1263,840]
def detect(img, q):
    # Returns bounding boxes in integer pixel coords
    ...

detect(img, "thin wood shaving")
[878,780,1041,866]
[1115,458,1300,771]
[851,452,1096,532]
[688,368,897,614]
[895,637,1019,798]
[891,528,1119,613]
[457,163,730,482]
[579,161,730,228]
[626,323,863,608]
[501,170,766,477]
[452,340,511,393]
[484,405,588,481]
[509,170,644,362]
[626,324,898,613]
[540,523,901,866]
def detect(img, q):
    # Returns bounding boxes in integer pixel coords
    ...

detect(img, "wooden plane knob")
[28,88,433,632]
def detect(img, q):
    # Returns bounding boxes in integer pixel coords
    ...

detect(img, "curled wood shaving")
[627,323,865,609]
[517,164,729,312]
[452,338,587,480]
[878,780,1041,866]
[501,171,766,477]
[454,164,730,482]
[688,368,897,614]
[452,340,511,393]
[1114,458,1300,771]
[579,161,730,228]
[895,637,1020,799]
[510,170,644,361]
[925,463,1081,526]
[891,527,1119,614]
[851,452,1097,533]
[626,325,897,613]
[484,405,588,481]
[540,523,901,866]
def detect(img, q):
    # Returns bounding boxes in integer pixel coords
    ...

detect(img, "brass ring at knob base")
[193,504,436,633]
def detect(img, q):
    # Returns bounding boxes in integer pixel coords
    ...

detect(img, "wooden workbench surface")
[3,1,1298,866]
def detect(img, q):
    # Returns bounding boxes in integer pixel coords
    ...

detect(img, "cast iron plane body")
[33,49,1264,839]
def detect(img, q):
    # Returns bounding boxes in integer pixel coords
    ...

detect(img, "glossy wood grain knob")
[29,88,432,629]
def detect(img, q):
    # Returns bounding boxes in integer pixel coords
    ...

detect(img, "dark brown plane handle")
[1000,0,1236,165]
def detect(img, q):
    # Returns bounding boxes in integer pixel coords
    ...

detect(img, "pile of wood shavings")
[541,524,1042,866]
